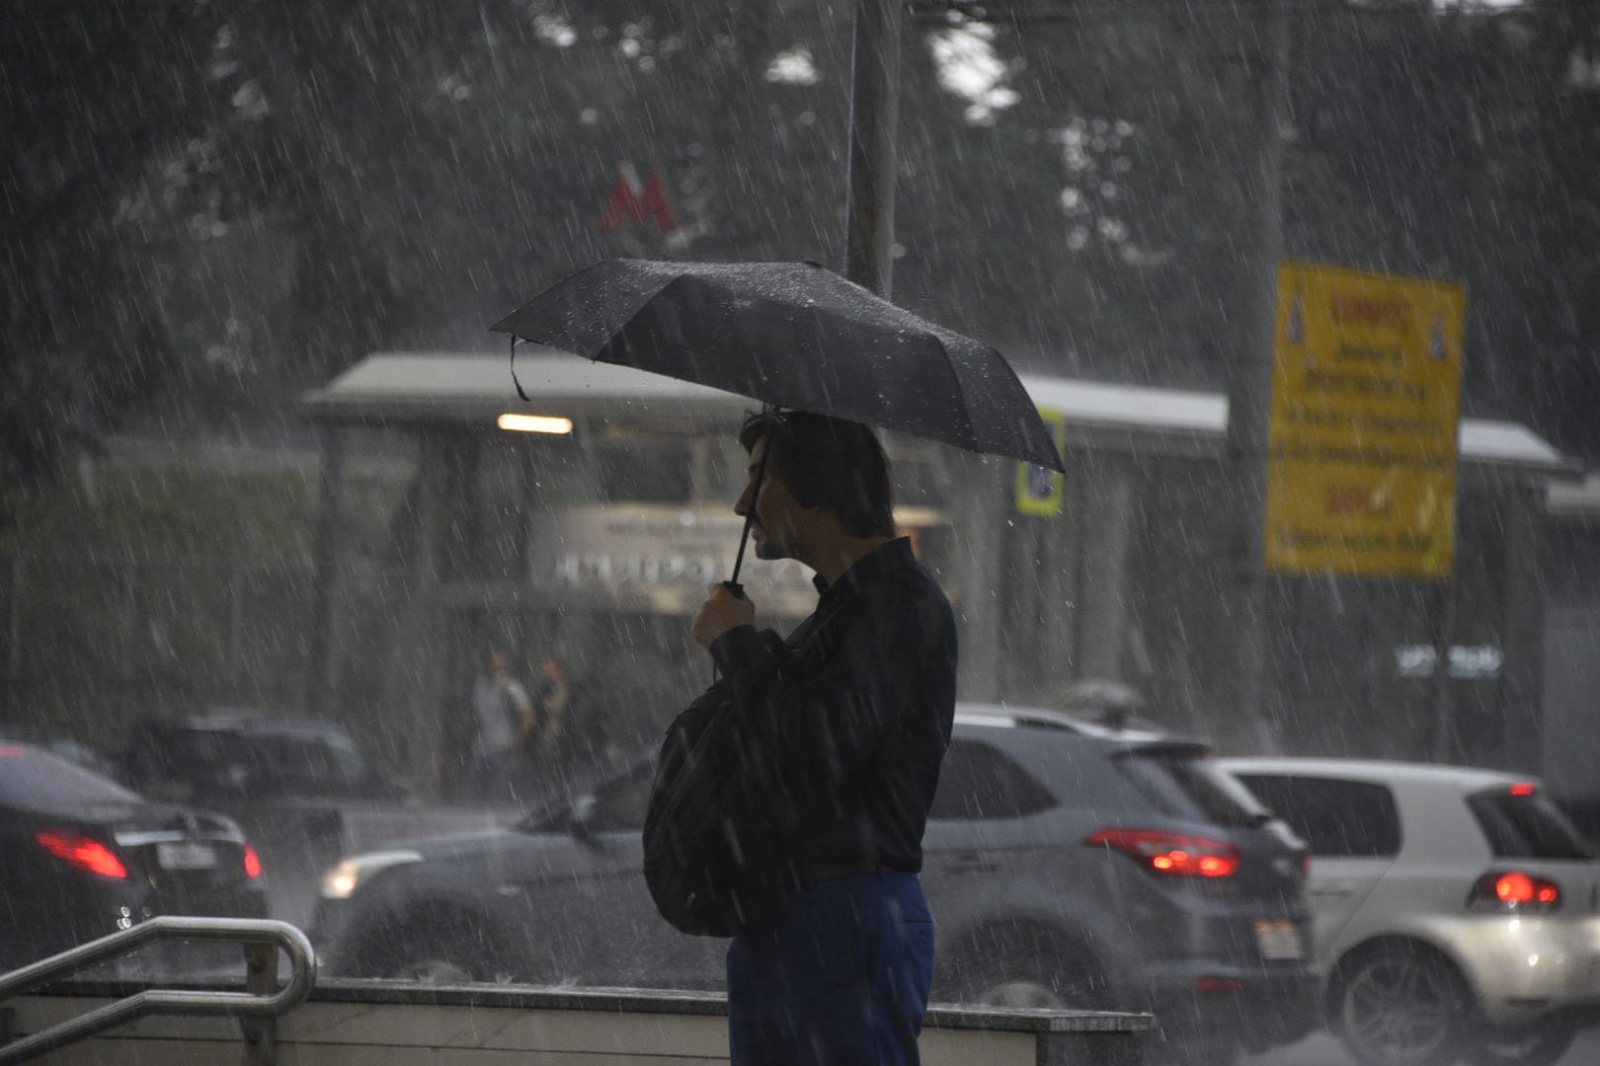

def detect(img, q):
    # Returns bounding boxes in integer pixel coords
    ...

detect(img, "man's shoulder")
[889,552,950,599]
[878,560,955,628]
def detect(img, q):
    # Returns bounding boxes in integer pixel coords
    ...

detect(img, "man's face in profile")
[736,435,809,563]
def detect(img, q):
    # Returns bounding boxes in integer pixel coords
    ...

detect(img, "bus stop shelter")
[301,351,1577,796]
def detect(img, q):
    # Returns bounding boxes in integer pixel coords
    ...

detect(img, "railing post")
[241,941,276,1066]
[0,917,314,1065]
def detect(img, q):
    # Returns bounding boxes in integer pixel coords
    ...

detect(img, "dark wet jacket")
[708,537,958,876]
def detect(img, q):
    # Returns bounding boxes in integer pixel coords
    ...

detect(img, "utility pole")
[843,0,903,296]
[1220,0,1290,753]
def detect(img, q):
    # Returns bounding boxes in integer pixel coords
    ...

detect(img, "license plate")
[157,842,217,870]
[1253,918,1303,960]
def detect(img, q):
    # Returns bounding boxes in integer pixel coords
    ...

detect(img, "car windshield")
[0,747,143,808]
[1468,788,1594,860]
[1113,746,1269,829]
[244,732,367,784]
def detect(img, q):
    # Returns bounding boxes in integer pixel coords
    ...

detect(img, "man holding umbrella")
[493,256,1062,1063]
[689,409,957,1066]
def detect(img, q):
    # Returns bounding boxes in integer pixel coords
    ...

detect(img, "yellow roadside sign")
[1016,407,1066,516]
[1265,262,1466,578]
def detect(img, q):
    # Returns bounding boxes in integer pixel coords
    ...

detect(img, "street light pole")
[843,0,903,296]
[1221,0,1290,753]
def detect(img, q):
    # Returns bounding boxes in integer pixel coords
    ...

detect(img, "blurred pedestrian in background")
[518,654,572,800]
[467,649,534,804]
[532,656,571,759]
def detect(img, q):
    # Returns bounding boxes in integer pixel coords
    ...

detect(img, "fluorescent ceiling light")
[498,414,573,434]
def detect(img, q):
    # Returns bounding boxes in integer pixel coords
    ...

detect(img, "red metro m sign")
[601,164,678,234]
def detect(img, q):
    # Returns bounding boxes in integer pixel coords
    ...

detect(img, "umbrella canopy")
[490,259,1064,472]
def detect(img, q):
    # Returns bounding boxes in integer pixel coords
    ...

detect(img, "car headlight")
[320,850,423,900]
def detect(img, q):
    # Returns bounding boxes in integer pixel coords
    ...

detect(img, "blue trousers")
[726,872,935,1066]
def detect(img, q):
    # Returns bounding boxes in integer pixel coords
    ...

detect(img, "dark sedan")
[313,706,1318,1064]
[0,741,268,974]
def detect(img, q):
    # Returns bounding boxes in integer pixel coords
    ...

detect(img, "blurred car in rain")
[117,712,410,858]
[0,740,268,974]
[1219,757,1600,1066]
[0,723,122,780]
[312,704,1317,1064]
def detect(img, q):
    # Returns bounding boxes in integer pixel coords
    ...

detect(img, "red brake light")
[0,745,30,756]
[35,832,130,880]
[1498,872,1534,901]
[1194,975,1246,993]
[1509,782,1537,797]
[1470,870,1561,912]
[244,844,263,879]
[1086,828,1240,878]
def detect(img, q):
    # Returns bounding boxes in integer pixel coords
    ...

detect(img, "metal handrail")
[0,916,315,1064]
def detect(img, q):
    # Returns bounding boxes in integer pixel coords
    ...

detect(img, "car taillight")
[1085,828,1240,878]
[35,831,130,880]
[244,844,263,879]
[1194,975,1246,993]
[1469,870,1561,913]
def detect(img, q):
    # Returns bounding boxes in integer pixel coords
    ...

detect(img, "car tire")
[946,924,1112,1011]
[1146,1034,1242,1066]
[944,924,1242,1066]
[1331,941,1472,1066]
[355,908,515,985]
[1466,1019,1578,1066]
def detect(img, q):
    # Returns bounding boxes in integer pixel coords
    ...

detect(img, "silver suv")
[1219,757,1600,1066]
[314,706,1318,1063]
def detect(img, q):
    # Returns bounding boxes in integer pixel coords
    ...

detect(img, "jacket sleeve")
[708,582,943,829]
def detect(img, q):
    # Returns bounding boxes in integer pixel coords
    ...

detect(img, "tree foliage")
[5,0,1598,517]
[3,0,224,502]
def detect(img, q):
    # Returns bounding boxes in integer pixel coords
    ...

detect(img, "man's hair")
[737,410,895,538]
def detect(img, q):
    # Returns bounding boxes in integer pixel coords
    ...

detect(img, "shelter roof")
[302,351,1577,475]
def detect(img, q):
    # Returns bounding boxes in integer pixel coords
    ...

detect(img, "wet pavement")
[1248,1029,1600,1066]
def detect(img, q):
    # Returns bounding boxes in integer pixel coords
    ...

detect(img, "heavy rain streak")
[3,2,1600,1065]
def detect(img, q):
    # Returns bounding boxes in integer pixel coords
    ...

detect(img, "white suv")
[1217,758,1600,1066]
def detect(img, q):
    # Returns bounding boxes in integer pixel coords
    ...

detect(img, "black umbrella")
[490,258,1064,586]
[491,259,1062,471]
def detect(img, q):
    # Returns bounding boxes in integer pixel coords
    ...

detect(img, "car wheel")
[1146,1034,1242,1066]
[385,950,479,985]
[948,925,1112,1011]
[946,925,1241,1066]
[1332,942,1472,1066]
[1467,1019,1578,1066]
[357,910,515,985]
